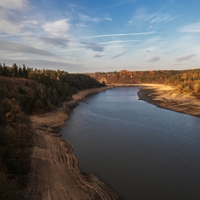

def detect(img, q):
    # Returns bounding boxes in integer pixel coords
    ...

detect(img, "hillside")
[0,64,105,199]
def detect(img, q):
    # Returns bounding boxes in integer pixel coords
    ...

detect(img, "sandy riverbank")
[25,86,120,200]
[137,84,200,117]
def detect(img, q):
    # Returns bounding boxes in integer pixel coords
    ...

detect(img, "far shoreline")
[136,84,200,117]
[108,83,200,117]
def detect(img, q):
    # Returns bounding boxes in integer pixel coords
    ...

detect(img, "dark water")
[61,87,200,200]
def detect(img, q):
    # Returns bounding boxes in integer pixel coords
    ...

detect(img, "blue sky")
[0,0,200,72]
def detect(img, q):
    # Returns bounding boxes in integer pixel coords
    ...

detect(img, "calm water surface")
[61,87,200,200]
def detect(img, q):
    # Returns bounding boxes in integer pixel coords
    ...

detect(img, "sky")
[0,0,200,73]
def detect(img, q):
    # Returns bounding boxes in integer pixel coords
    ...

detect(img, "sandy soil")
[72,86,113,101]
[25,86,120,200]
[137,84,200,117]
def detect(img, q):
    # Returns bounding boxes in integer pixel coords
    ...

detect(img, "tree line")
[94,69,200,97]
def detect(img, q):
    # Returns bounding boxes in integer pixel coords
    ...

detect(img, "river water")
[61,87,200,200]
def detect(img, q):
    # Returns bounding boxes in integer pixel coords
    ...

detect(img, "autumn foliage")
[0,63,105,199]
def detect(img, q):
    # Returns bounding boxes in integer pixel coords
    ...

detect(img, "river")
[61,87,200,200]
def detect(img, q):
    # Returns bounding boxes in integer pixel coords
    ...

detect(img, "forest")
[0,63,104,199]
[93,69,200,97]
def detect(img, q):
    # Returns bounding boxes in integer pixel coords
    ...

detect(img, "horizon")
[0,0,199,73]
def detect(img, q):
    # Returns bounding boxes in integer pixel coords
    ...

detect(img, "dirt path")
[137,84,200,117]
[25,87,120,200]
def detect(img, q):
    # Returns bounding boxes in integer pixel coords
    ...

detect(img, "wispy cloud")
[105,17,112,21]
[100,40,141,45]
[78,14,112,23]
[179,22,200,33]
[176,54,195,62]
[0,3,28,34]
[147,55,160,62]
[111,51,127,59]
[129,9,175,26]
[40,37,69,47]
[83,32,154,39]
[0,40,55,56]
[80,41,104,52]
[0,11,23,34]
[75,23,85,27]
[42,19,70,37]
[0,0,28,10]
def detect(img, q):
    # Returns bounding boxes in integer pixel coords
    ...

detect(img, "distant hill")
[88,69,200,98]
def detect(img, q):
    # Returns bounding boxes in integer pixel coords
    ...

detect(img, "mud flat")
[137,84,200,117]
[25,86,120,200]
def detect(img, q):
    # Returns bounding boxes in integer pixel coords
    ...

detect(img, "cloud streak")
[83,32,154,39]
[0,40,55,56]
[129,10,175,25]
[111,51,127,59]
[41,37,69,47]
[100,40,141,45]
[78,14,112,23]
[80,41,104,52]
[176,54,195,62]
[147,55,160,62]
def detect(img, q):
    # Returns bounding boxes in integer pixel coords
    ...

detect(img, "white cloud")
[100,40,141,45]
[42,19,70,37]
[0,1,34,34]
[79,14,100,22]
[24,20,38,26]
[147,55,160,62]
[78,14,112,23]
[176,54,195,62]
[105,17,112,21]
[129,9,175,25]
[179,22,200,33]
[0,0,28,10]
[0,40,54,56]
[83,32,154,39]
[0,10,23,34]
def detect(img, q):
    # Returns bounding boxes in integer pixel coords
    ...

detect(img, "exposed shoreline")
[25,86,121,200]
[108,83,200,117]
[137,84,200,117]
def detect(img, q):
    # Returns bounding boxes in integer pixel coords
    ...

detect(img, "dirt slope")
[25,87,120,200]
